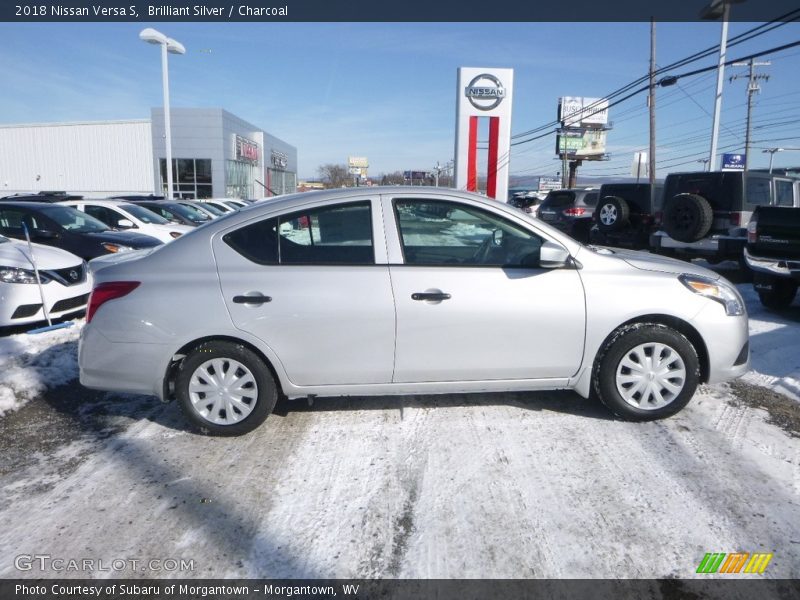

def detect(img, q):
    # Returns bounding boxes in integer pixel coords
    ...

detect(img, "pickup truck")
[744,205,800,308]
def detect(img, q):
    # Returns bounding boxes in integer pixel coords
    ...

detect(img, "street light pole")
[763,148,784,173]
[140,28,185,199]
[702,0,745,171]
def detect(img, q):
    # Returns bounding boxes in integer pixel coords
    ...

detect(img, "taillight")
[169,231,182,239]
[87,281,140,322]
[563,207,586,216]
[654,211,663,225]
[747,219,757,244]
[729,212,742,226]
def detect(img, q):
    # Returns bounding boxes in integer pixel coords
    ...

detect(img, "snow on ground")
[740,285,800,402]
[0,283,798,579]
[0,320,83,416]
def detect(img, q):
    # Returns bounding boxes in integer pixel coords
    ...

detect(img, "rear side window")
[745,177,771,206]
[775,180,795,207]
[224,201,374,266]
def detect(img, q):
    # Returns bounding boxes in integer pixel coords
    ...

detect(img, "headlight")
[0,266,50,284]
[0,267,50,283]
[679,274,745,316]
[101,242,133,254]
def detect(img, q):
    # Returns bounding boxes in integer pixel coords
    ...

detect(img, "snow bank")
[0,321,82,416]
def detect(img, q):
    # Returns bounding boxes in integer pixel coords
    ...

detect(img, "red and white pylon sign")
[454,67,514,201]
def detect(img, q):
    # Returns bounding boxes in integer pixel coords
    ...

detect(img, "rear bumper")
[79,324,168,399]
[650,232,745,259]
[744,247,800,280]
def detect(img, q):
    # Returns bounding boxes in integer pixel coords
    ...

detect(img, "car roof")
[0,200,77,210]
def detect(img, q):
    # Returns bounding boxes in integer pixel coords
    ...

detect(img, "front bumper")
[0,281,91,326]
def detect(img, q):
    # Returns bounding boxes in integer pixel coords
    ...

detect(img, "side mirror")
[116,218,135,229]
[33,229,59,240]
[539,241,571,269]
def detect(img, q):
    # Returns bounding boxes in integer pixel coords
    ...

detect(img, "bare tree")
[317,164,351,189]
[380,171,406,185]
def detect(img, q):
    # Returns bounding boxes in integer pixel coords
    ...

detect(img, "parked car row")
[0,191,252,329]
[511,170,800,272]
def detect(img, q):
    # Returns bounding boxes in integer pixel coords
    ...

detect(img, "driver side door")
[386,196,586,383]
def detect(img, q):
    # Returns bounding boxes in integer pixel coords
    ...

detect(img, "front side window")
[224,201,374,266]
[394,199,543,267]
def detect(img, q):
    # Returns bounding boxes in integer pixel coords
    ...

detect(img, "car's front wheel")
[175,340,277,436]
[594,324,699,421]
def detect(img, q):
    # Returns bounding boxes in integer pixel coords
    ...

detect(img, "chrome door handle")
[233,294,272,305]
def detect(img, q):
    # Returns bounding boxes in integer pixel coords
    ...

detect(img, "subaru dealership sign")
[722,153,745,171]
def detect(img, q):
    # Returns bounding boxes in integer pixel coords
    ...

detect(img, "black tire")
[175,340,277,436]
[596,196,630,232]
[593,323,700,421]
[662,193,713,243]
[756,277,798,309]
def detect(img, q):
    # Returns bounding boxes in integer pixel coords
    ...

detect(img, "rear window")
[541,192,575,208]
[664,173,742,210]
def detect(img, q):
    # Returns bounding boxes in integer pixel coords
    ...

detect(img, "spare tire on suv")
[662,193,713,243]
[596,196,631,232]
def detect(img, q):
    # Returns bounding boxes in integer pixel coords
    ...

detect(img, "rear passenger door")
[212,198,396,387]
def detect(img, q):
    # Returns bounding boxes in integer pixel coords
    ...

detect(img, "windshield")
[192,202,225,217]
[42,205,109,233]
[163,202,210,223]
[120,203,169,224]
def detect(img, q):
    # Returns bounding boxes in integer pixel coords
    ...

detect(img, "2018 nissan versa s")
[79,187,750,436]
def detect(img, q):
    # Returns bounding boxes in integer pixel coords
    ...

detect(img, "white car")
[60,199,192,244]
[0,234,92,327]
[80,187,750,436]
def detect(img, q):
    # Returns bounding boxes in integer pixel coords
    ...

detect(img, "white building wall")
[0,120,154,197]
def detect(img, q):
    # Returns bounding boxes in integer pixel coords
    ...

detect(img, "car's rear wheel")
[594,324,699,421]
[597,196,630,232]
[176,340,277,436]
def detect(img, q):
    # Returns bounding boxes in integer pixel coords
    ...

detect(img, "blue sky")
[1,21,799,179]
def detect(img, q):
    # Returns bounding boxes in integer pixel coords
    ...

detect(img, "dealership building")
[0,108,297,199]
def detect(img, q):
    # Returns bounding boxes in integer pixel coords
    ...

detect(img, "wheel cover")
[188,358,258,425]
[615,342,686,410]
[599,204,617,225]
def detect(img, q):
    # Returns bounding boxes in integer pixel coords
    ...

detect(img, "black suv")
[590,183,664,250]
[536,188,599,243]
[650,170,799,263]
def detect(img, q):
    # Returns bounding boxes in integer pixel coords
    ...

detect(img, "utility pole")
[649,18,656,202]
[730,59,770,171]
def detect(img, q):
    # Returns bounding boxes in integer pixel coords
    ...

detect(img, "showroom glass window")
[224,201,374,265]
[394,199,543,267]
[160,158,213,199]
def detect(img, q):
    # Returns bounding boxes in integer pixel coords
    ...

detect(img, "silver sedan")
[79,187,750,435]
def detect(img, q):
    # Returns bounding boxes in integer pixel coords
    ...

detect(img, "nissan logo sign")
[465,74,505,111]
[69,270,79,281]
